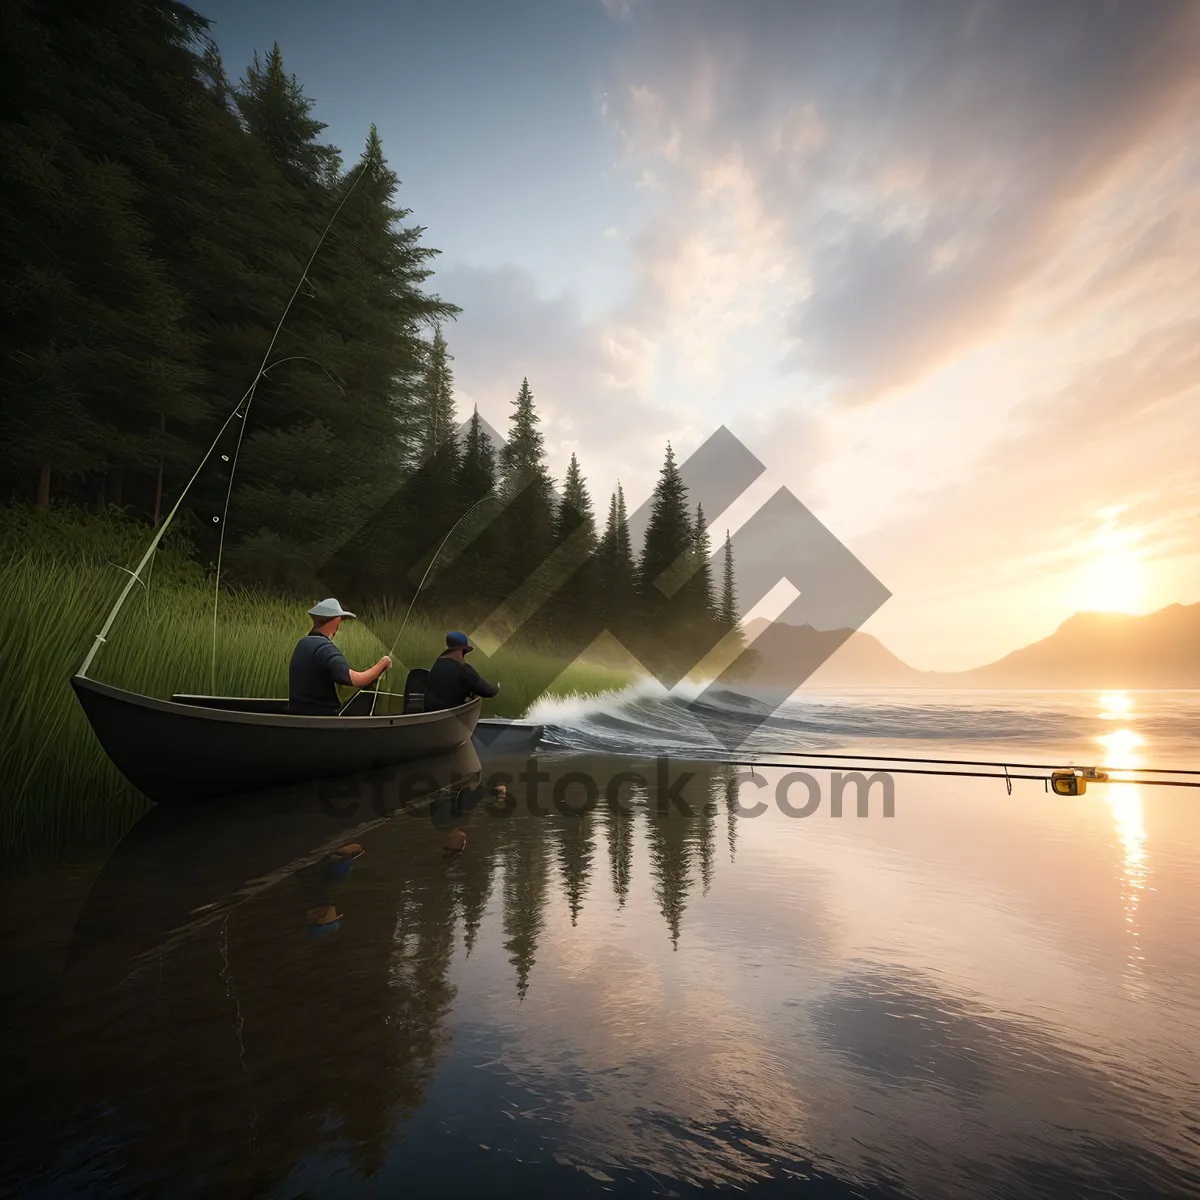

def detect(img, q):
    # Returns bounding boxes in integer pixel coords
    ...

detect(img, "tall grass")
[0,509,635,863]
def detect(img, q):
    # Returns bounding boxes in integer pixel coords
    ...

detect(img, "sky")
[199,0,1200,670]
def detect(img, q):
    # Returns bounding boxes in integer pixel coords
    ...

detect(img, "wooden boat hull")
[71,675,481,803]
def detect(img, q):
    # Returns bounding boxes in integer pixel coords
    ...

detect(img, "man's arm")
[318,640,390,689]
[349,654,391,688]
[463,662,499,698]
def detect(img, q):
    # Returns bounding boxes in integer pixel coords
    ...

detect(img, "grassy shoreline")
[0,510,635,863]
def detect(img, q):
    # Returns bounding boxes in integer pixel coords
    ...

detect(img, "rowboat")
[71,675,481,803]
[67,191,527,806]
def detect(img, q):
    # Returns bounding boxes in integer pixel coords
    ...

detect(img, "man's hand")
[350,655,393,689]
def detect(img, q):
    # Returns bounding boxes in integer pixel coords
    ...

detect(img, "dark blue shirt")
[289,633,353,715]
[423,653,498,711]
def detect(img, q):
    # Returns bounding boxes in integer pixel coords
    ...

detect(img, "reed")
[0,520,634,863]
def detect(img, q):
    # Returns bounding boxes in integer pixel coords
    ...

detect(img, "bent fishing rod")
[79,162,371,682]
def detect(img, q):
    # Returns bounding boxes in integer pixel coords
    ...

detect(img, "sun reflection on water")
[1094,693,1147,977]
[1098,690,1134,721]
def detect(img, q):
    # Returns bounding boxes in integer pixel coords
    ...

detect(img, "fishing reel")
[1049,766,1109,796]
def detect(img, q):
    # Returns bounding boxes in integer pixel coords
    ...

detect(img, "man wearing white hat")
[288,598,392,716]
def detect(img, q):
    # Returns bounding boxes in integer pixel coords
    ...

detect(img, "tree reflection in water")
[0,752,744,1196]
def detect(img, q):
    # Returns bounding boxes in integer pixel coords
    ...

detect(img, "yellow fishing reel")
[1050,767,1109,795]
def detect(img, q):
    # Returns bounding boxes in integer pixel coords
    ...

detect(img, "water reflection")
[1097,690,1134,721]
[1095,693,1149,980]
[2,742,1197,1199]
[1097,726,1144,766]
[1,755,749,1189]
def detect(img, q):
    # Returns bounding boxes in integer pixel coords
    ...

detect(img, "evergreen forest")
[1,0,745,673]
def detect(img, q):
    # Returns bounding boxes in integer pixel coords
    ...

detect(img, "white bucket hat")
[308,597,357,620]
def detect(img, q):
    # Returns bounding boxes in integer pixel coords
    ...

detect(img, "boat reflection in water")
[15,743,485,1194]
[69,742,487,983]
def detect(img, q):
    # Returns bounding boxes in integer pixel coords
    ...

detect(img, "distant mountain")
[740,602,1200,689]
[950,602,1200,688]
[741,618,926,686]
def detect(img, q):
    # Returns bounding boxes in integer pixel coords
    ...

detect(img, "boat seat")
[171,694,291,714]
[402,668,429,714]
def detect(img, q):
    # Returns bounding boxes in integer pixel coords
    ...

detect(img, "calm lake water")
[2,689,1199,1198]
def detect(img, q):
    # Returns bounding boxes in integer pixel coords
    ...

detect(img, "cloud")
[602,0,1200,401]
[416,3,1200,669]
[435,262,677,506]
[577,0,1200,666]
[599,0,638,19]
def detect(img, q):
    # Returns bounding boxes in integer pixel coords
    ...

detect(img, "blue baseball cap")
[446,631,474,652]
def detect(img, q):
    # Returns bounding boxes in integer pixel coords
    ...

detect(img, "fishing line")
[79,164,371,681]
[78,386,258,678]
[260,355,347,397]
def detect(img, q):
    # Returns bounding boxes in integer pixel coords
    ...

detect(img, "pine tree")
[596,492,618,610]
[405,323,460,591]
[552,453,593,545]
[495,378,556,599]
[234,45,342,185]
[637,443,694,625]
[444,404,501,616]
[499,379,547,492]
[719,530,740,630]
[417,325,457,460]
[546,452,598,634]
[615,484,635,596]
[596,483,637,631]
[685,501,717,623]
[197,37,236,112]
[456,406,496,505]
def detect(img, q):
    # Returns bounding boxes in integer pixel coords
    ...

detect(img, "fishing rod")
[733,747,1200,776]
[721,758,1200,790]
[209,162,370,693]
[79,163,371,681]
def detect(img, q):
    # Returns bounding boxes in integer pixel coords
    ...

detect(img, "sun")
[1075,510,1144,614]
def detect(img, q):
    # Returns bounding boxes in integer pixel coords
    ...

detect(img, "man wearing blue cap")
[423,631,500,712]
[288,598,392,716]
